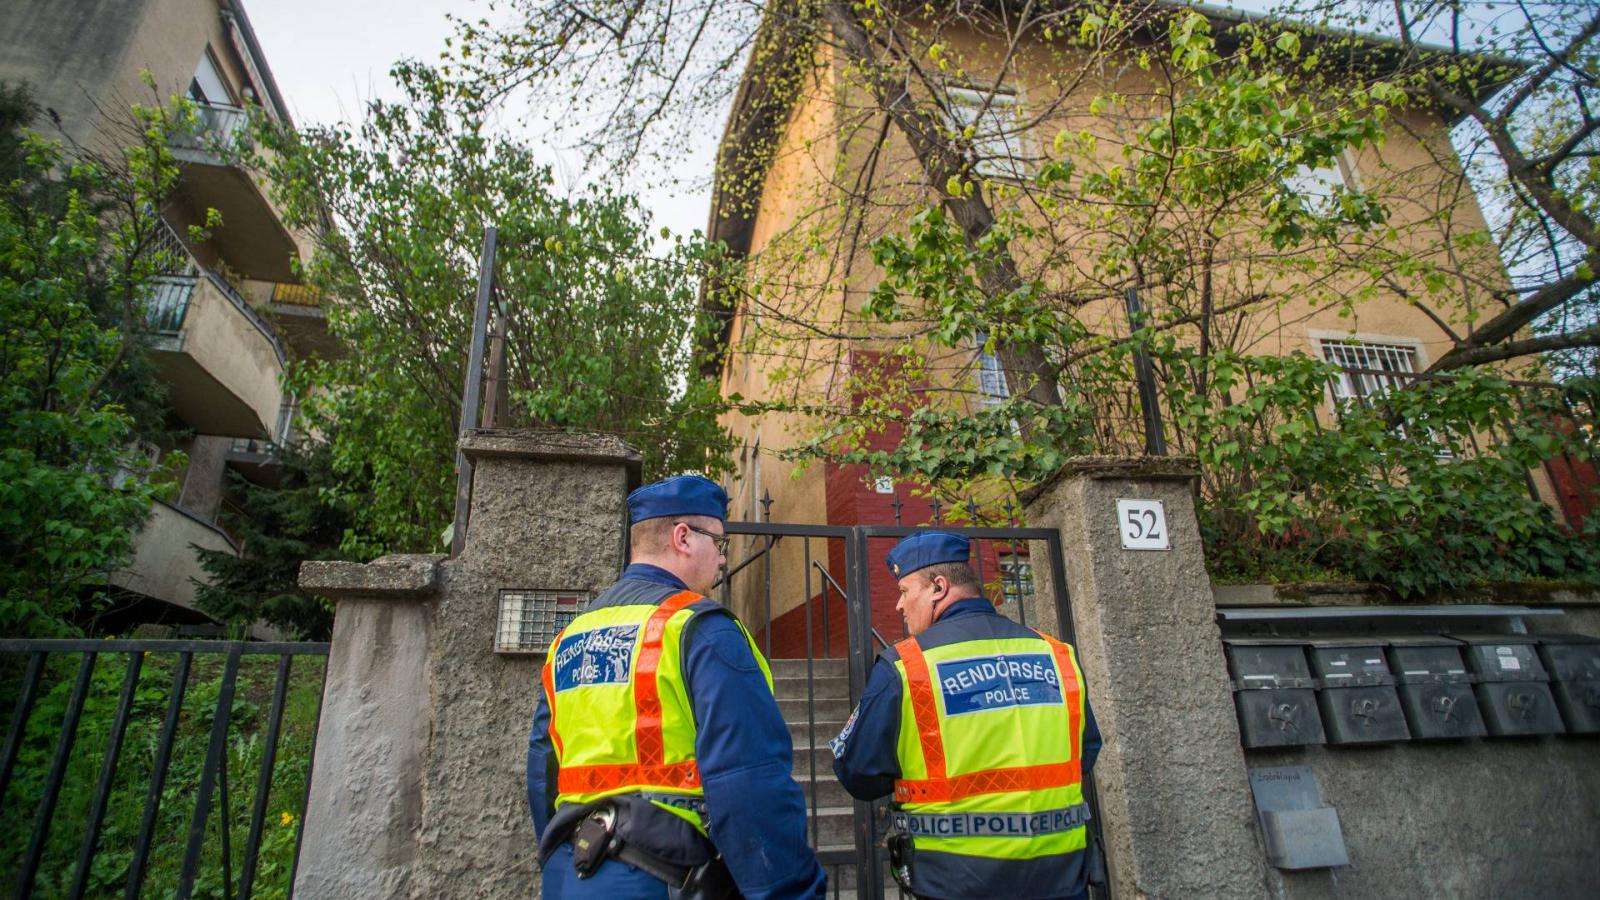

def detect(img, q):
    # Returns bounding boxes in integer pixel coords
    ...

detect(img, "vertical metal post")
[127,651,193,900]
[16,652,97,899]
[239,654,295,900]
[1123,287,1168,456]
[844,528,882,897]
[178,644,244,899]
[452,225,499,558]
[70,651,144,900]
[0,650,46,808]
[482,303,508,428]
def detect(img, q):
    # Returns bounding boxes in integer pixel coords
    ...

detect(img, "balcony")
[168,100,301,282]
[144,270,286,438]
[267,281,343,360]
[109,500,239,618]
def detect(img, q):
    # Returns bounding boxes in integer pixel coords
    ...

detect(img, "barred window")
[1321,339,1450,456]
[1321,340,1420,401]
[496,590,592,654]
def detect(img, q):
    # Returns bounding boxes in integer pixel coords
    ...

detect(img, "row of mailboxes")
[1224,635,1600,749]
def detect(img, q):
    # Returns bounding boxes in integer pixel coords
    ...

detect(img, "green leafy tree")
[249,62,734,555]
[193,438,357,639]
[0,82,189,636]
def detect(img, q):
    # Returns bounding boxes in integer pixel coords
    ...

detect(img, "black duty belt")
[569,804,693,889]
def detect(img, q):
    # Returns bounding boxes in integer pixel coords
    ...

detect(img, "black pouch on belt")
[887,830,914,892]
[571,806,618,878]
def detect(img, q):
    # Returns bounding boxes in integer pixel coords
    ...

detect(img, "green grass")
[0,648,325,898]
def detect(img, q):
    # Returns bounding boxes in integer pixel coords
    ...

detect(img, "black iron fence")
[0,640,327,899]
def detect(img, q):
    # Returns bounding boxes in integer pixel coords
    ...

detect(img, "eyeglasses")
[681,523,730,555]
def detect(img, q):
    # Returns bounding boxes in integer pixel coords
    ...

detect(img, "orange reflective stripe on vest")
[541,636,565,758]
[892,633,1083,804]
[554,590,703,794]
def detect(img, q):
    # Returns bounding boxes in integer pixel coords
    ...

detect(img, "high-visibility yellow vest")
[542,590,774,832]
[892,631,1088,869]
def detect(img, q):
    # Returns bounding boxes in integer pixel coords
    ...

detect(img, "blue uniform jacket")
[528,563,827,900]
[829,597,1102,806]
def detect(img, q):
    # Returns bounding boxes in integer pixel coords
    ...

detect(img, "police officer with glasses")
[831,532,1101,900]
[528,475,826,899]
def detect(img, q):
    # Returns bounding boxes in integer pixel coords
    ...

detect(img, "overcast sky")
[246,0,718,241]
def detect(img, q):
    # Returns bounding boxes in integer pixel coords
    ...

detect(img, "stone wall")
[1024,457,1600,900]
[295,430,640,900]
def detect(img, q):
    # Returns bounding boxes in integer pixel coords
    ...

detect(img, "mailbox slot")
[1225,640,1325,749]
[1459,638,1564,737]
[1538,636,1600,734]
[1388,639,1486,740]
[1307,642,1410,744]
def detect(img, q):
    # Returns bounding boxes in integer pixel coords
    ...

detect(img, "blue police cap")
[885,532,971,579]
[627,475,729,524]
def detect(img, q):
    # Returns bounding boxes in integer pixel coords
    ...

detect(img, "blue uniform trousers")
[541,842,670,899]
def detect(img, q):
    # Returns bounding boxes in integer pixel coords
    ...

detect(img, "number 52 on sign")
[1117,499,1169,550]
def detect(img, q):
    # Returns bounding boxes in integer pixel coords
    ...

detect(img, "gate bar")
[239,654,295,900]
[0,650,46,808]
[16,651,97,898]
[127,651,194,899]
[69,651,144,900]
[178,644,244,898]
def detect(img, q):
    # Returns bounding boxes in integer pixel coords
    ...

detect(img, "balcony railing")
[145,275,198,334]
[271,282,323,307]
[169,100,248,154]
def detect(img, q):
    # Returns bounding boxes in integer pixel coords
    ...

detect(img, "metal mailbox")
[1459,637,1564,737]
[1306,641,1410,744]
[1225,640,1326,749]
[1387,638,1486,740]
[1538,635,1600,734]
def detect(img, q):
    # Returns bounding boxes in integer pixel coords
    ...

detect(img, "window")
[974,330,1009,409]
[1321,339,1450,456]
[1321,340,1420,403]
[1285,154,1357,210]
[189,51,235,106]
[997,554,1035,608]
[496,589,592,654]
[1285,162,1344,199]
[945,87,1031,180]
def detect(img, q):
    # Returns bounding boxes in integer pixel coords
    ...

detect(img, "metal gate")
[0,639,328,899]
[714,520,1107,899]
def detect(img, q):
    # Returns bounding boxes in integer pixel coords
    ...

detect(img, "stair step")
[780,696,852,721]
[773,674,852,701]
[788,717,849,746]
[796,775,852,809]
[770,657,849,679]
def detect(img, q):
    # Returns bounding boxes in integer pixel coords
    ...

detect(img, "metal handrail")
[170,100,248,152]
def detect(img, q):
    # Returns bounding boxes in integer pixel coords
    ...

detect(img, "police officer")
[528,475,827,899]
[831,532,1101,900]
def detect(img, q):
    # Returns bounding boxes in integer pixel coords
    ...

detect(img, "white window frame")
[944,86,1033,181]
[974,330,1010,409]
[1318,335,1451,457]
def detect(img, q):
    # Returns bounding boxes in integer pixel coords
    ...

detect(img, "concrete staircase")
[773,658,899,899]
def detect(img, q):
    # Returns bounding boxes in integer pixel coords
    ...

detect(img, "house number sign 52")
[1117,499,1170,550]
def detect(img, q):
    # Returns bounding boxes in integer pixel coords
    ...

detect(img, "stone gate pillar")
[295,429,640,899]
[1023,457,1270,900]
